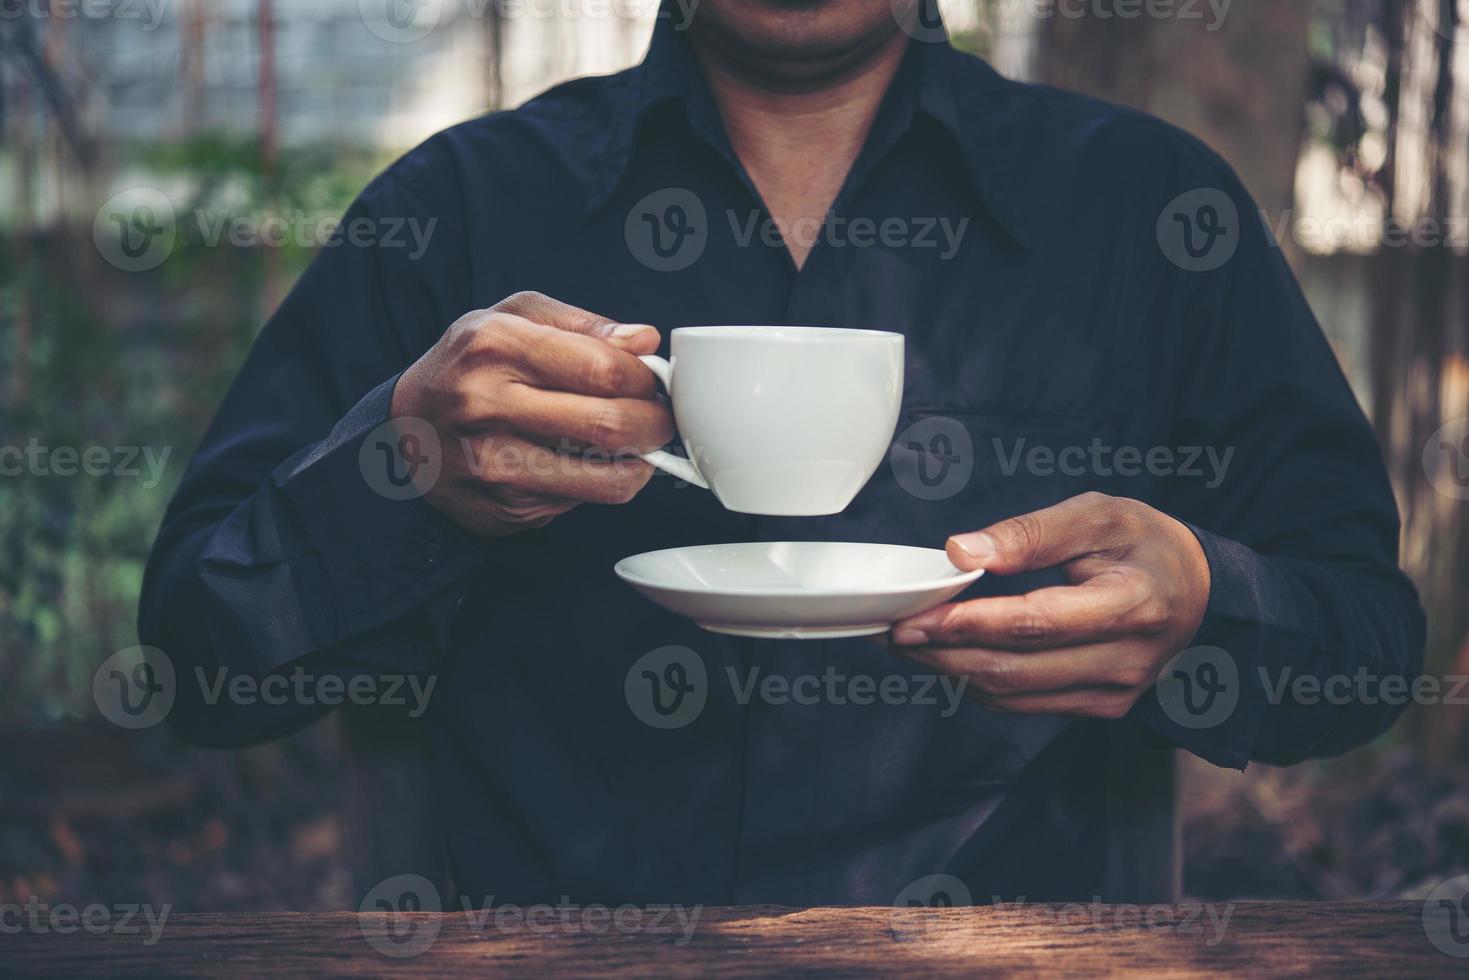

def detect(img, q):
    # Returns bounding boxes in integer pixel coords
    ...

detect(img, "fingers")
[457,435,655,505]
[495,387,674,455]
[892,569,1166,651]
[968,688,1142,721]
[946,492,1136,575]
[445,490,582,533]
[886,639,1152,719]
[490,291,661,354]
[475,314,660,399]
[896,639,1160,697]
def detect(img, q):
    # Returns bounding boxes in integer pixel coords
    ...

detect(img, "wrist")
[1168,514,1212,641]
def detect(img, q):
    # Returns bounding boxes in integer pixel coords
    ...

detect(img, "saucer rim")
[613,542,985,599]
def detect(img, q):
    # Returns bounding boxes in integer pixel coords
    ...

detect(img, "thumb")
[946,493,1121,575]
[600,322,662,355]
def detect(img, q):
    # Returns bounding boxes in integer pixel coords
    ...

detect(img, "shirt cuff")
[1128,522,1310,770]
[277,374,482,669]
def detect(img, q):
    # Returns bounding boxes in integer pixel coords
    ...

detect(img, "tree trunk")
[1041,0,1312,220]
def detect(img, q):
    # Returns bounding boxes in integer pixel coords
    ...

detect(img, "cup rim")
[671,326,903,342]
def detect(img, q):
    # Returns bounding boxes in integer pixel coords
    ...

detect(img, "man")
[140,0,1424,906]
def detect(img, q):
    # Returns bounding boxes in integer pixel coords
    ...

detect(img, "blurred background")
[1,0,1466,911]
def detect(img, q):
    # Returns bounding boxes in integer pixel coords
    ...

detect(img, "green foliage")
[0,138,381,723]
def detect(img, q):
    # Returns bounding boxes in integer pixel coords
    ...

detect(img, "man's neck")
[689,33,911,269]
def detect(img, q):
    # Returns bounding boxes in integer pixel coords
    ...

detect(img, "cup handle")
[638,355,710,490]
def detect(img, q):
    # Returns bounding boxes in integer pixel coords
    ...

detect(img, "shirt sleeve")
[1127,144,1427,769]
[138,158,484,748]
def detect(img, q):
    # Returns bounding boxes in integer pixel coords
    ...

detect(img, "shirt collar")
[908,33,1037,249]
[586,1,1034,249]
[584,8,714,216]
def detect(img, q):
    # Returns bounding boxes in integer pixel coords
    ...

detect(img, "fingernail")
[893,628,929,646]
[610,323,657,339]
[953,532,997,561]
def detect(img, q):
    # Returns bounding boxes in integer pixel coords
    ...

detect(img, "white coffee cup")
[638,326,905,516]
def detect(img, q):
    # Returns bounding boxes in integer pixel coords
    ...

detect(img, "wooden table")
[4,902,1461,976]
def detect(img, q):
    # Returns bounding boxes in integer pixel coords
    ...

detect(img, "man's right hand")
[390,291,673,537]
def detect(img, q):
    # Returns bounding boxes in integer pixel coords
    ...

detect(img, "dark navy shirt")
[141,14,1424,906]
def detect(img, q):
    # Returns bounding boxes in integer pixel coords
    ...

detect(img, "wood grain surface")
[4,902,1460,977]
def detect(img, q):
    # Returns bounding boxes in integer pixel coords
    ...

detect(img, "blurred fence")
[3,0,1467,747]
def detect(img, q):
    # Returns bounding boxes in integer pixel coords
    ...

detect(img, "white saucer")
[614,542,984,640]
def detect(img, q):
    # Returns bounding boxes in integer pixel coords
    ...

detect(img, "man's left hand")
[888,492,1211,719]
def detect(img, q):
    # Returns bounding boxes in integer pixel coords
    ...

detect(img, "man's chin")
[687,0,911,87]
